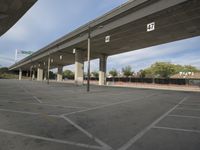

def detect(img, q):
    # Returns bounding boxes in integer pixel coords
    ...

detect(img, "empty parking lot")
[0,79,199,150]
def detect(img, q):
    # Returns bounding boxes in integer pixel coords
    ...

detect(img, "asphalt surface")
[0,79,199,150]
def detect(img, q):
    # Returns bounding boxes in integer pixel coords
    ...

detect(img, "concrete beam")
[75,49,84,85]
[9,0,199,71]
[99,55,107,85]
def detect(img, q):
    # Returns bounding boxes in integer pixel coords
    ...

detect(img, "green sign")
[21,51,33,55]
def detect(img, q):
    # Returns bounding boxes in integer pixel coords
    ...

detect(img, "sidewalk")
[107,82,200,92]
[43,80,200,92]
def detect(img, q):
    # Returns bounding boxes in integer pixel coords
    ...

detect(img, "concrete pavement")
[0,79,199,150]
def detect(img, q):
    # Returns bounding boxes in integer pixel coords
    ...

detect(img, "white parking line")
[18,84,42,104]
[70,100,108,105]
[18,84,32,95]
[61,115,112,150]
[0,100,87,109]
[62,94,156,116]
[118,96,188,150]
[153,126,200,134]
[176,107,200,111]
[0,108,62,118]
[0,128,102,150]
[0,95,153,121]
[180,103,200,106]
[183,101,200,104]
[33,96,43,103]
[168,114,200,119]
[0,108,40,115]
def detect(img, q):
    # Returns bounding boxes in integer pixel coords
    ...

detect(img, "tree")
[122,66,134,82]
[151,62,176,78]
[0,67,18,79]
[139,69,153,78]
[0,67,10,73]
[91,71,99,79]
[49,71,56,79]
[122,66,133,77]
[139,62,200,78]
[109,68,118,82]
[109,69,118,77]
[63,70,74,79]
[183,65,199,72]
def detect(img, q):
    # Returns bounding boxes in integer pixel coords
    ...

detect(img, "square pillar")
[99,55,107,85]
[32,70,35,80]
[57,66,63,82]
[43,70,47,81]
[30,67,33,80]
[19,68,22,80]
[26,71,29,77]
[37,68,43,81]
[75,49,84,85]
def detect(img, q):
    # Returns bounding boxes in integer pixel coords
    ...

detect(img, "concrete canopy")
[9,0,200,70]
[0,0,37,36]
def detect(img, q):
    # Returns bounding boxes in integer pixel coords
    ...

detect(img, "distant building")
[171,72,200,79]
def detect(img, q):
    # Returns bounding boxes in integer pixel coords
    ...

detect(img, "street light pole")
[30,66,32,81]
[47,55,50,85]
[87,25,91,92]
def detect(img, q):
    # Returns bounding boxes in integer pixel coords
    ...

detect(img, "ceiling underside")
[0,0,37,36]
[10,0,200,70]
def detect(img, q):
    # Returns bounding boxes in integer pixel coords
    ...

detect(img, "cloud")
[107,36,200,71]
[2,25,30,42]
[0,55,15,66]
[0,0,129,67]
[0,0,200,73]
[170,53,200,68]
[0,54,14,61]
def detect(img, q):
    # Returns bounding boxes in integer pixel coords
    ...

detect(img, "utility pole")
[47,55,50,85]
[30,66,32,81]
[87,25,91,92]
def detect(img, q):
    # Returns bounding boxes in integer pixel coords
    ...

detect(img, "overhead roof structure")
[0,0,37,36]
[9,0,200,70]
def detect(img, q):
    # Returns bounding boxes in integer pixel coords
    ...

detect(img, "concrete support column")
[37,68,43,81]
[30,67,32,80]
[32,70,35,80]
[99,55,107,85]
[75,49,84,85]
[57,66,63,82]
[26,71,29,77]
[19,68,22,80]
[43,70,47,81]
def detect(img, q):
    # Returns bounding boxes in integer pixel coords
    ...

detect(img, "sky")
[0,0,200,72]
